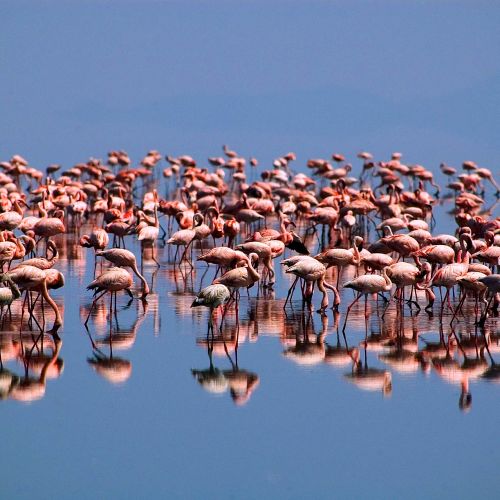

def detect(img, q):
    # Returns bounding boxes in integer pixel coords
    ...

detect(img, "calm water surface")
[1,191,499,500]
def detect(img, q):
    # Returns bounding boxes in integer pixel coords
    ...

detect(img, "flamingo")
[196,247,248,277]
[137,191,160,267]
[385,261,432,309]
[342,267,393,329]
[191,284,231,333]
[412,244,455,269]
[0,232,18,270]
[425,233,473,312]
[471,232,500,269]
[235,241,275,286]
[306,206,339,245]
[18,213,42,234]
[315,236,363,288]
[451,272,488,323]
[85,267,134,326]
[223,217,240,248]
[475,167,500,194]
[284,257,339,312]
[17,240,58,270]
[80,228,109,251]
[281,255,317,307]
[478,274,500,325]
[95,249,149,298]
[376,215,410,233]
[249,214,309,255]
[0,199,26,231]
[4,265,63,332]
[179,213,211,263]
[33,206,66,248]
[380,227,420,260]
[360,251,394,272]
[213,253,260,292]
[105,212,134,249]
[80,228,110,275]
[0,275,21,321]
[234,208,265,225]
[167,219,196,264]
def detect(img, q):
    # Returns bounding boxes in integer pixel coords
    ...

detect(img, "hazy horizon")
[2,1,499,182]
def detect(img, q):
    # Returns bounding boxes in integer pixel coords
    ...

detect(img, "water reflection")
[88,353,132,385]
[0,333,63,402]
[192,324,260,405]
[0,208,498,413]
[83,294,150,384]
[282,312,328,366]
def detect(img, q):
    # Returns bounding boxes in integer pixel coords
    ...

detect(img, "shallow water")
[1,192,499,500]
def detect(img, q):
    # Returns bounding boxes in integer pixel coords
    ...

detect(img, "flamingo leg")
[85,290,107,326]
[450,292,467,324]
[283,276,299,309]
[342,293,362,332]
[109,291,114,333]
[27,293,44,333]
[233,290,240,332]
[317,278,328,312]
[180,239,194,268]
[479,295,495,326]
[152,242,161,267]
[324,280,340,310]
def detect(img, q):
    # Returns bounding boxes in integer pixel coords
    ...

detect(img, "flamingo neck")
[130,261,150,297]
[382,267,392,287]
[246,260,260,281]
[279,215,286,234]
[15,238,24,256]
[456,241,470,264]
[13,200,23,216]
[352,240,361,264]
[153,203,159,228]
[38,202,48,218]
[49,243,59,263]
[40,281,62,329]
[39,340,62,385]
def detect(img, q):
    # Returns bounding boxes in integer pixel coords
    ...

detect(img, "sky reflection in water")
[1,198,499,499]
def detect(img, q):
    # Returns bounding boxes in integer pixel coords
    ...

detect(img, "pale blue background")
[2,1,499,176]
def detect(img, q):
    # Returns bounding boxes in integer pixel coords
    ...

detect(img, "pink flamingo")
[285,257,339,311]
[95,249,149,298]
[342,267,393,330]
[85,267,134,327]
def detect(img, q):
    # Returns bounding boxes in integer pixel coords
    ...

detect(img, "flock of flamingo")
[0,147,499,406]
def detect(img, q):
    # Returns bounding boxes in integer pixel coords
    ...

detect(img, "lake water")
[1,183,499,500]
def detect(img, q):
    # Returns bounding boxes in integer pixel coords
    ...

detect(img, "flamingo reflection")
[192,325,259,405]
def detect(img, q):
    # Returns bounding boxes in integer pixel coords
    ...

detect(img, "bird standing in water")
[191,284,231,333]
[85,267,133,327]
[95,248,150,298]
[342,267,393,330]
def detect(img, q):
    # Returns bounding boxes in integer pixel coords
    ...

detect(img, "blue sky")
[2,1,499,179]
